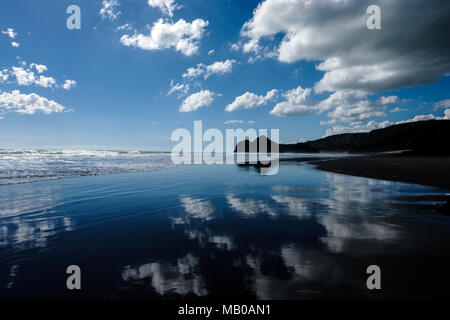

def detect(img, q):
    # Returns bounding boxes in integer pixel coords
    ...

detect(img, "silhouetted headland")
[235,120,450,192]
[235,120,450,155]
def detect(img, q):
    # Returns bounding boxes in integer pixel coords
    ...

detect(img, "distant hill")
[235,120,450,155]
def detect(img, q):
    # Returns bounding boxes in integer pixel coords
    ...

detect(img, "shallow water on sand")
[0,162,449,299]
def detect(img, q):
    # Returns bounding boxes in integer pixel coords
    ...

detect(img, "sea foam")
[0,149,174,185]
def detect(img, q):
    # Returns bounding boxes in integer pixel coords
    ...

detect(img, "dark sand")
[311,156,450,190]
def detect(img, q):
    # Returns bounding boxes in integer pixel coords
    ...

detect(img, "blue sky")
[0,0,449,151]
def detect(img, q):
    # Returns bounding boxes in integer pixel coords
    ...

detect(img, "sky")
[0,0,449,151]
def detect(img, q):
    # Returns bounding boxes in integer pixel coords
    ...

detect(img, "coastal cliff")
[235,120,450,155]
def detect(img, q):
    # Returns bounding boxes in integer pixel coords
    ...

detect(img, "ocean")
[0,149,175,185]
[0,151,449,299]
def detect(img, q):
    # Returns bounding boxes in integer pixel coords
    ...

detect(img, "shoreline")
[310,156,450,190]
[2,155,450,191]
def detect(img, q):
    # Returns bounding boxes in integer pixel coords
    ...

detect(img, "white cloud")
[100,0,121,21]
[10,41,20,48]
[11,67,56,88]
[30,63,48,74]
[35,75,56,88]
[168,80,189,96]
[377,96,398,105]
[271,87,398,124]
[0,90,66,115]
[11,67,36,86]
[180,90,218,112]
[230,43,240,51]
[0,69,9,82]
[205,59,236,79]
[120,18,208,56]
[225,89,277,112]
[2,28,17,39]
[62,80,77,90]
[432,99,450,110]
[241,0,450,93]
[7,64,74,89]
[325,109,450,136]
[396,111,450,124]
[323,92,394,124]
[242,38,260,54]
[270,86,312,116]
[208,49,215,55]
[182,59,236,80]
[325,121,392,137]
[182,64,205,79]
[148,0,180,17]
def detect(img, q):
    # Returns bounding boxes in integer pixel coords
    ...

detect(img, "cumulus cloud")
[325,120,392,137]
[270,86,313,116]
[325,109,450,136]
[225,89,277,112]
[11,67,56,88]
[11,67,37,86]
[271,87,398,124]
[0,90,66,115]
[205,60,236,79]
[322,92,396,124]
[2,28,17,39]
[100,0,121,21]
[182,64,204,79]
[4,63,75,90]
[208,49,215,55]
[10,41,20,48]
[241,0,450,93]
[120,18,208,56]
[30,63,48,74]
[182,59,236,80]
[148,0,180,17]
[230,43,240,51]
[35,75,57,88]
[432,99,450,110]
[62,80,77,90]
[180,90,218,112]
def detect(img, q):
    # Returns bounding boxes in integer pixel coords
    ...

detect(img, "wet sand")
[311,156,450,190]
[2,162,450,299]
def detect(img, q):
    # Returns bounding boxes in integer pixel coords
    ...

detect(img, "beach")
[312,156,450,190]
[1,158,450,299]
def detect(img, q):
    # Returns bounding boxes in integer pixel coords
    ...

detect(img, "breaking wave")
[0,149,174,185]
